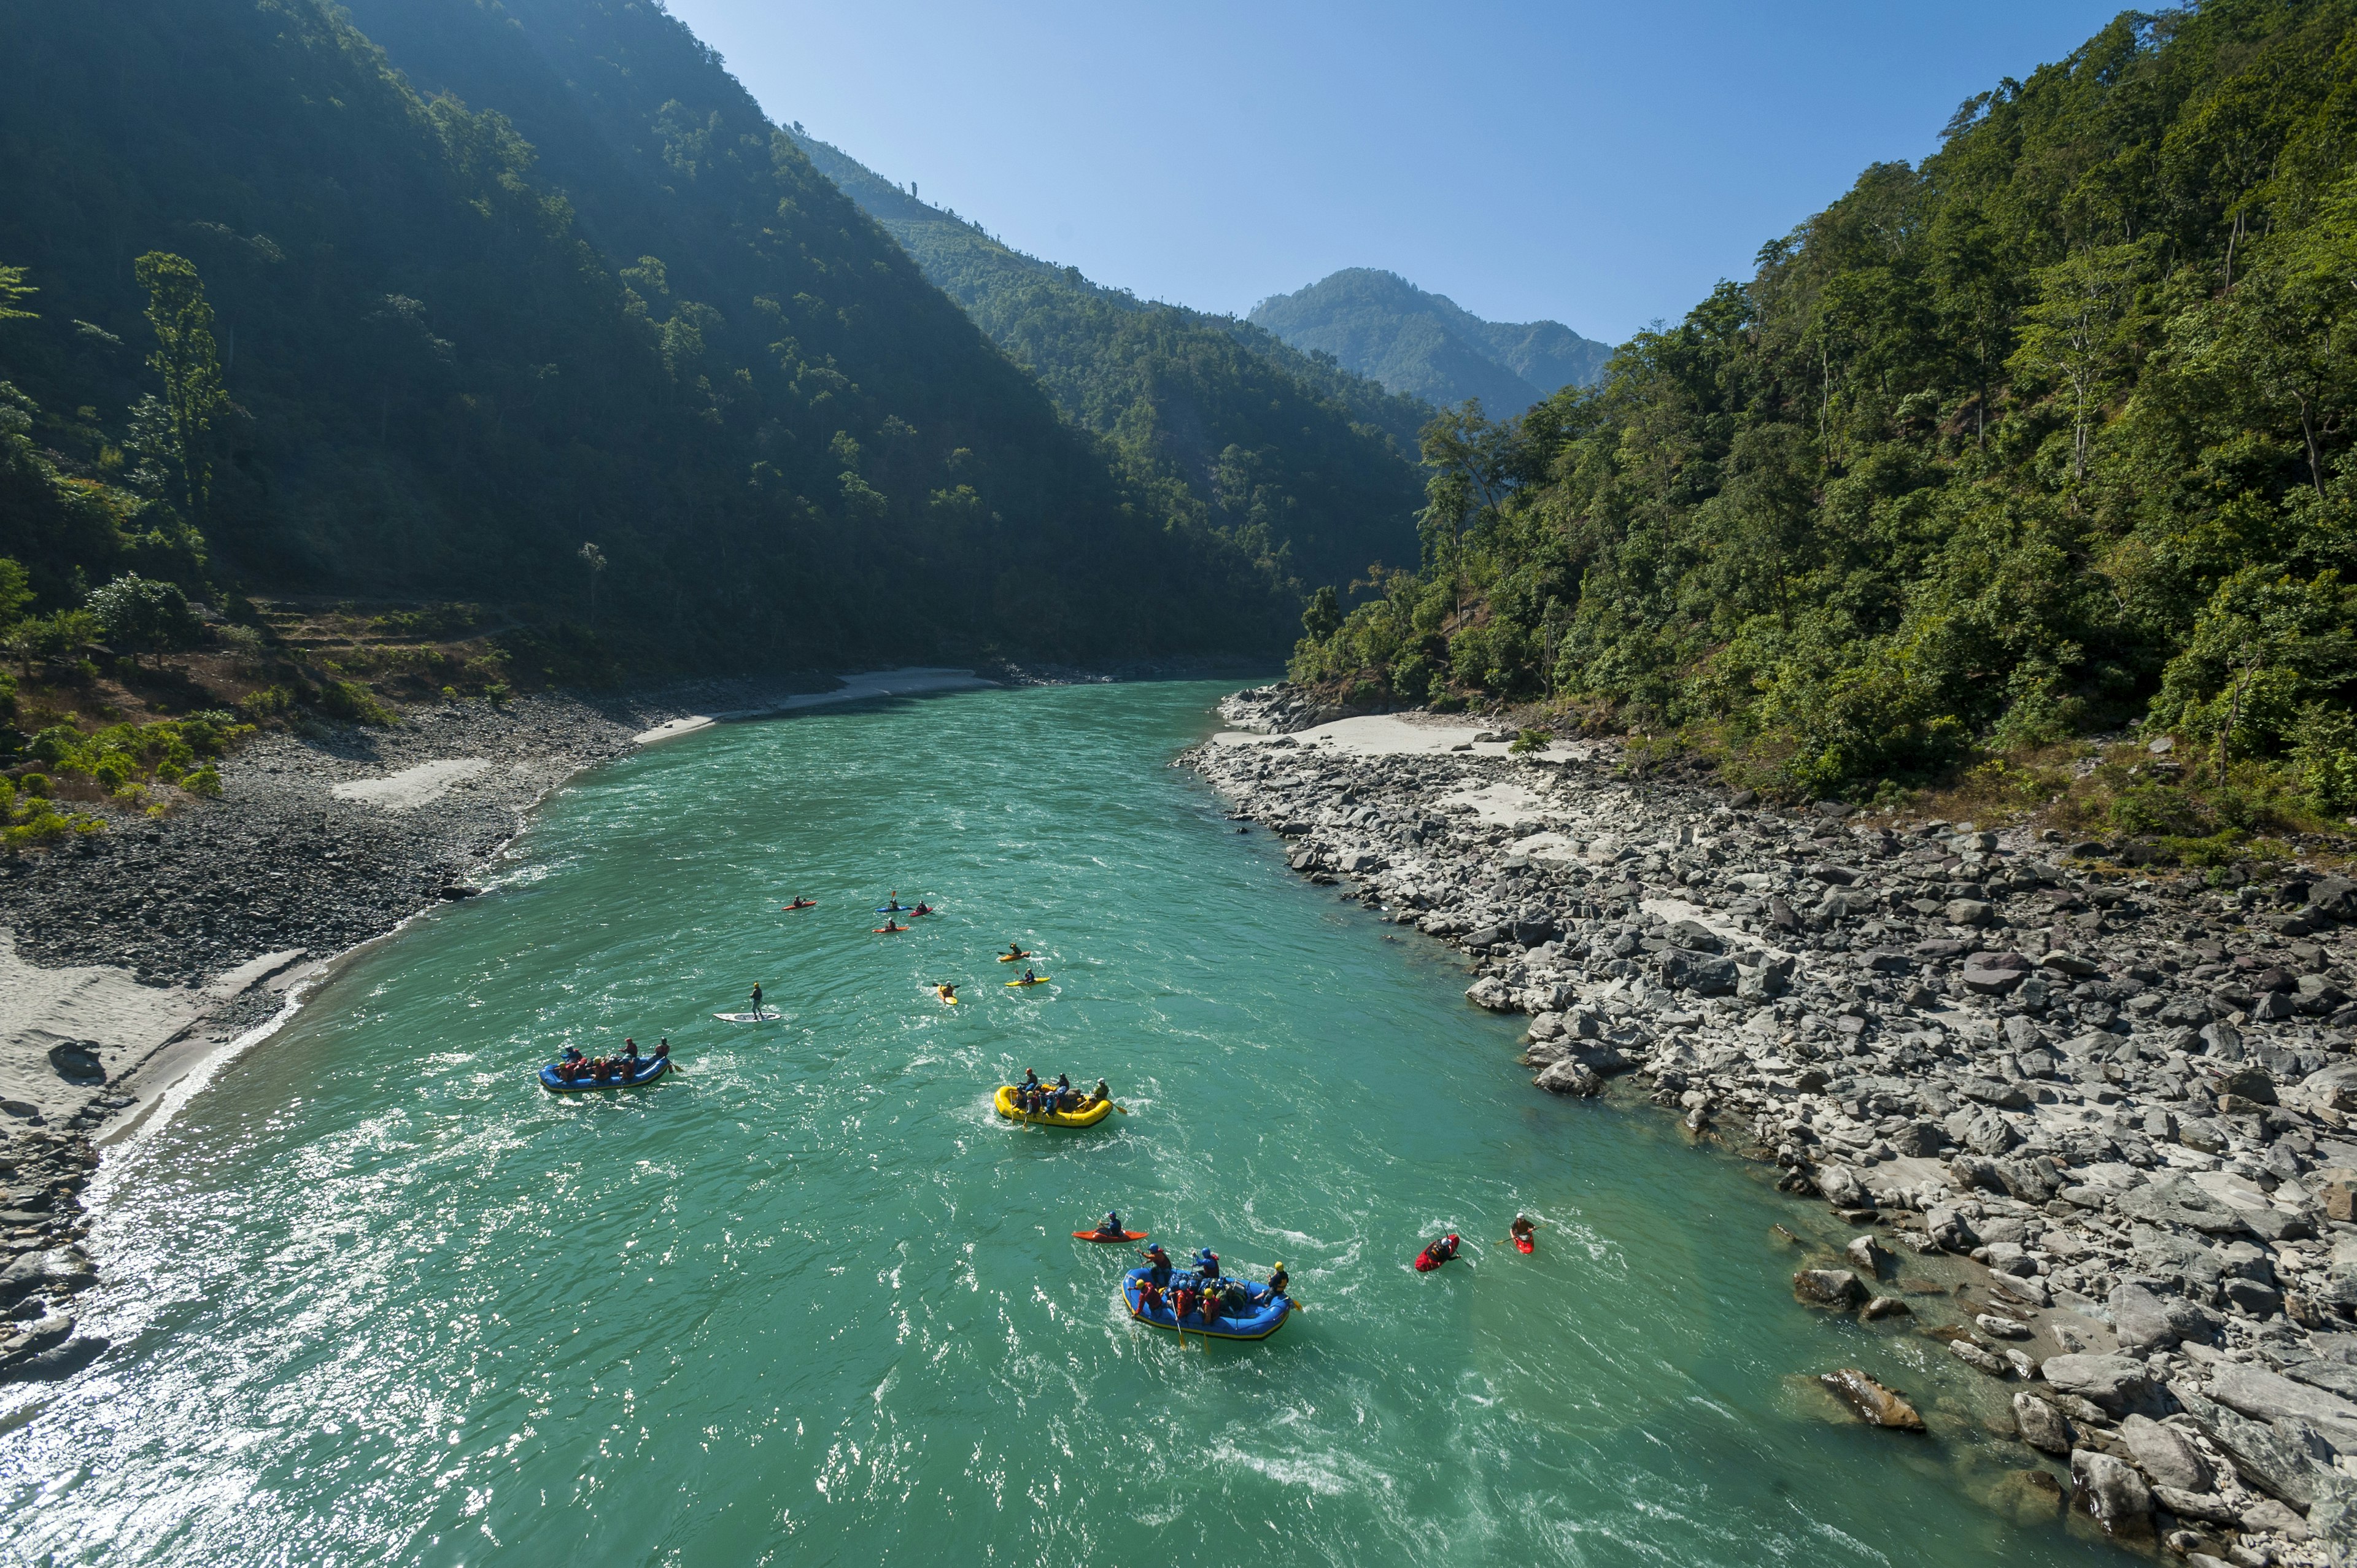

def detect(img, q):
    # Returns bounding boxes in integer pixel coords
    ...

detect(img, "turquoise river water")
[0,682,2130,1566]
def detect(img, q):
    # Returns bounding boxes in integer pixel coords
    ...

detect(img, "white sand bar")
[0,930,206,1118]
[632,667,1000,746]
[331,757,491,809]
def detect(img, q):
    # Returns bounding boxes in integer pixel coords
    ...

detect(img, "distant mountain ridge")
[789,132,1433,590]
[1250,269,1611,413]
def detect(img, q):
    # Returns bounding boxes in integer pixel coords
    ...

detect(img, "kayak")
[713,1010,780,1022]
[872,926,907,934]
[935,987,959,1005]
[1005,976,1050,987]
[997,953,1033,962]
[540,1056,669,1092]
[1122,1267,1290,1341]
[1073,1230,1148,1243]
[875,905,915,913]
[1515,1236,1535,1255]
[993,1086,1113,1128]
[783,902,817,911]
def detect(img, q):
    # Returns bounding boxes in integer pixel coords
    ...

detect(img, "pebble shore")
[1190,683,2357,1565]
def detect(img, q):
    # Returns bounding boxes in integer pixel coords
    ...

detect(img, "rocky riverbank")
[1190,683,2357,1565]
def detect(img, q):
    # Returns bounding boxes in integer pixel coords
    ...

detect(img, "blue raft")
[540,1056,670,1093]
[1121,1267,1291,1341]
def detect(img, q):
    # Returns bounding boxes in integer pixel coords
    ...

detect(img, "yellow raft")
[993,1085,1113,1128]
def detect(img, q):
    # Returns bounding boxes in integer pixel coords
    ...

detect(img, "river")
[0,681,2125,1564]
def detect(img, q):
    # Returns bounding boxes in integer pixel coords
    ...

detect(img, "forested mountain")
[1295,0,2357,825]
[784,133,1430,592]
[1250,270,1613,414]
[0,0,1293,668]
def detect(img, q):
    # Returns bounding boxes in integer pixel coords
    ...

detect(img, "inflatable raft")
[540,1056,670,1093]
[1121,1267,1290,1341]
[993,1085,1112,1127]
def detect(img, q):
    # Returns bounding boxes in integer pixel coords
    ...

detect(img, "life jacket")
[1172,1285,1197,1318]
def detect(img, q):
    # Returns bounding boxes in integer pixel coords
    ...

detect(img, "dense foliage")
[1250,269,1612,415]
[0,0,1295,666]
[1294,0,2357,822]
[789,133,1431,591]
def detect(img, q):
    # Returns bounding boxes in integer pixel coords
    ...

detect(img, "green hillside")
[1293,0,2357,835]
[1250,269,1612,413]
[0,0,1291,670]
[788,133,1431,592]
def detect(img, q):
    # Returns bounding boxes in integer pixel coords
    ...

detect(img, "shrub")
[181,765,222,797]
[316,679,400,725]
[85,574,201,664]
[1509,728,1554,754]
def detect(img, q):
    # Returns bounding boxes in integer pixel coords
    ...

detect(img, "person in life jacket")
[1192,1247,1220,1281]
[1415,1234,1461,1271]
[1137,1275,1167,1313]
[1142,1243,1172,1286]
[1171,1279,1199,1321]
[1093,1210,1124,1240]
[1266,1261,1289,1296]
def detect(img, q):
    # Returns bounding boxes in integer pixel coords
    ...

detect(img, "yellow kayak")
[994,1085,1113,1128]
[1005,976,1050,987]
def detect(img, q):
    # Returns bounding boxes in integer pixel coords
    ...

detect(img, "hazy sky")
[662,1,2128,342]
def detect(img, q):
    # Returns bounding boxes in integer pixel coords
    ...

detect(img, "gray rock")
[1533,1059,1603,1097]
[2110,1281,2221,1353]
[2177,1392,2324,1508]
[1957,1075,2032,1110]
[2118,1177,2254,1236]
[1846,1235,1892,1276]
[2014,1391,2076,1454]
[1819,1367,1925,1431]
[2150,1485,2238,1526]
[2041,1354,2169,1416]
[1815,1165,1868,1208]
[1949,1338,2008,1377]
[1891,1121,1945,1157]
[2119,1413,2213,1492]
[0,1334,106,1383]
[1945,898,1996,926]
[1794,1269,1865,1309]
[2242,1496,2313,1539]
[2207,1363,2357,1429]
[1466,976,1517,1012]
[2071,1448,2154,1536]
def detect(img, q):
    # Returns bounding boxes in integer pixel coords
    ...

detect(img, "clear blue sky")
[663,0,2130,343]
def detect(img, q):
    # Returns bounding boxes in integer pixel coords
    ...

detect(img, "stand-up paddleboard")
[714,1009,780,1022]
[1073,1230,1148,1243]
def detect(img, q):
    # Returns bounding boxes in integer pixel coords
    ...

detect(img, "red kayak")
[1074,1230,1148,1243]
[1515,1236,1535,1255]
[1415,1234,1463,1272]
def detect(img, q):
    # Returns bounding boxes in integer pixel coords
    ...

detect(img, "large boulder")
[2117,1414,2212,1493]
[2117,1177,2253,1236]
[2014,1392,2075,1454]
[1819,1368,1924,1431]
[1794,1269,1866,1310]
[2206,1363,2357,1429]
[1466,976,1517,1012]
[1661,949,1738,996]
[2177,1392,2324,1508]
[2070,1449,2154,1538]
[2109,1281,2221,1353]
[2040,1354,2170,1417]
[1814,1164,1869,1209]
[1532,1059,1603,1097]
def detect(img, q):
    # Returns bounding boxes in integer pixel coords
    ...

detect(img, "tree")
[86,574,200,666]
[0,264,35,323]
[133,252,231,516]
[0,557,31,628]
[1301,584,1341,643]
[578,541,607,624]
[2008,243,2143,486]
